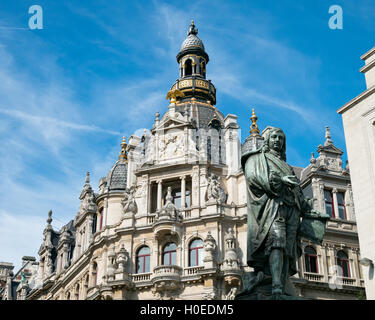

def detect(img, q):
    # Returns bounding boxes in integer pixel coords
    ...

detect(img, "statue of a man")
[239,127,329,299]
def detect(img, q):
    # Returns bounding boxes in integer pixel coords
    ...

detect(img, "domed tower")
[172,20,215,105]
[166,21,223,130]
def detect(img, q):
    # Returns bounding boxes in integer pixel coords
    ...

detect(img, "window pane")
[324,190,332,202]
[342,261,350,277]
[325,203,333,217]
[163,253,169,265]
[190,239,203,249]
[311,257,318,273]
[171,251,176,265]
[185,190,191,207]
[337,192,344,204]
[198,248,203,266]
[190,249,197,267]
[164,242,176,252]
[138,246,150,255]
[137,257,144,274]
[338,206,346,219]
[144,255,150,273]
[337,251,348,259]
[174,197,181,208]
[305,255,310,272]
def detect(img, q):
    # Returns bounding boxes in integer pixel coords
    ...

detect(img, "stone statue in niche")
[121,186,137,215]
[237,127,330,300]
[206,173,227,204]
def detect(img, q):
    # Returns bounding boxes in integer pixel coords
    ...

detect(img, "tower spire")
[119,136,128,162]
[250,108,260,136]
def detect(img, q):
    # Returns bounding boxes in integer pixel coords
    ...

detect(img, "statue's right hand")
[281,175,299,187]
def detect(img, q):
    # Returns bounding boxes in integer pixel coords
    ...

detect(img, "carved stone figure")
[225,287,237,300]
[158,186,180,220]
[237,127,330,300]
[121,186,138,215]
[206,174,227,203]
[221,228,240,271]
[116,244,128,273]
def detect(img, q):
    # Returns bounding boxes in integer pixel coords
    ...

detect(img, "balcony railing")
[153,265,182,277]
[339,276,356,286]
[184,266,204,276]
[132,273,152,283]
[304,272,324,282]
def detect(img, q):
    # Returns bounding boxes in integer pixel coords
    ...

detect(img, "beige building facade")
[338,46,375,299]
[2,22,366,300]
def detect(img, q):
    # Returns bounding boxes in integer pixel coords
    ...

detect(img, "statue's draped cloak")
[243,149,303,275]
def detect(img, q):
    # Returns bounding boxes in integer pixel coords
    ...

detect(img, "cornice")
[337,85,375,114]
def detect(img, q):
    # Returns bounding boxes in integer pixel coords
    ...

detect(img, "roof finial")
[47,210,52,225]
[85,171,90,185]
[187,20,198,36]
[250,108,260,136]
[119,136,128,161]
[324,126,333,146]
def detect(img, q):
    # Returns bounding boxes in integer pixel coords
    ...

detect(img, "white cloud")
[0,211,45,271]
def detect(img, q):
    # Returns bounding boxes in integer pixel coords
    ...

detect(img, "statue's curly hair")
[261,127,287,161]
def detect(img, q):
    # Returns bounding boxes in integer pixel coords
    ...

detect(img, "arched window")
[337,251,350,277]
[136,246,151,273]
[304,246,318,273]
[162,243,177,265]
[189,239,203,267]
[185,59,192,76]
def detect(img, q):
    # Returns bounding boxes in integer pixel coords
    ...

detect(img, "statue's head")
[262,127,286,161]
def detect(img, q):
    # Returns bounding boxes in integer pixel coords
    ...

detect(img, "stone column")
[153,241,159,269]
[147,181,152,213]
[332,188,339,219]
[157,180,163,211]
[180,176,186,209]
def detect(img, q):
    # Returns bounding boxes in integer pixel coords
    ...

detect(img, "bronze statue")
[237,127,329,299]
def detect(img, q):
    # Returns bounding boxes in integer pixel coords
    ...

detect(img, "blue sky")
[0,0,373,271]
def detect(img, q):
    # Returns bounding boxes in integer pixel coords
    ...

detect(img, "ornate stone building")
[338,46,375,299]
[2,22,365,300]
